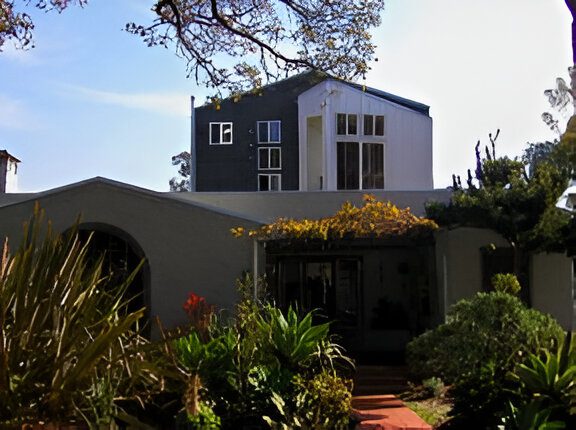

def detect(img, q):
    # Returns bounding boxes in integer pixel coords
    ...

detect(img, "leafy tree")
[169,150,191,192]
[427,132,571,294]
[1,0,386,95]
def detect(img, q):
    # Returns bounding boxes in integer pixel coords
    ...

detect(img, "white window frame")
[258,174,282,191]
[209,122,233,145]
[363,115,385,136]
[337,141,385,190]
[258,147,282,170]
[257,120,281,144]
[336,113,358,136]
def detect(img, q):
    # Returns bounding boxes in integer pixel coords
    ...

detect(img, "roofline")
[0,150,21,163]
[0,177,265,225]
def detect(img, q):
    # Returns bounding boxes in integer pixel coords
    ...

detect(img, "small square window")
[363,115,384,136]
[259,174,281,191]
[209,122,233,145]
[258,120,281,143]
[258,147,281,170]
[336,113,358,135]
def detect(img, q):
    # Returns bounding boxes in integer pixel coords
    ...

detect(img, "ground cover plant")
[406,276,564,429]
[172,275,354,429]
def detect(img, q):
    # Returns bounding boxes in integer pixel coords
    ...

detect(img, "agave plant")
[0,206,151,426]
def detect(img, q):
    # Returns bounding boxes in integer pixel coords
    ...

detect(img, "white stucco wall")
[434,227,510,317]
[297,80,433,191]
[531,253,574,330]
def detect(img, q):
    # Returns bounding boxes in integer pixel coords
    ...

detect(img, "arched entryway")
[76,223,151,334]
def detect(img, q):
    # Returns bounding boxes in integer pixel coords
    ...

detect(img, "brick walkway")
[352,395,432,430]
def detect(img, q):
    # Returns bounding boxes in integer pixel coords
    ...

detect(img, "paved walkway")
[352,395,432,430]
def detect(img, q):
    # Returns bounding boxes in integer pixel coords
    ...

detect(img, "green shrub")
[492,273,522,295]
[406,291,564,427]
[407,291,563,384]
[174,291,354,429]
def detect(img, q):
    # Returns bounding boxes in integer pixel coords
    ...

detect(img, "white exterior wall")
[298,80,433,191]
[531,253,574,330]
[434,227,510,317]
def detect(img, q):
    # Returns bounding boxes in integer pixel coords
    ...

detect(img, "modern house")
[0,73,574,359]
[194,71,433,192]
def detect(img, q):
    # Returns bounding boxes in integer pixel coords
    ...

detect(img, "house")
[194,71,433,192]
[0,72,574,360]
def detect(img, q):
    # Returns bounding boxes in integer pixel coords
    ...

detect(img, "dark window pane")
[375,116,385,136]
[337,114,346,135]
[259,148,268,169]
[362,143,384,189]
[364,115,373,135]
[259,175,269,191]
[270,121,281,142]
[222,123,232,143]
[337,141,359,190]
[270,175,280,190]
[210,124,220,144]
[348,114,357,134]
[270,148,281,169]
[258,122,269,142]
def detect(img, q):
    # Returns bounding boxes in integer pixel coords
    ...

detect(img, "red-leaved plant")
[183,292,214,338]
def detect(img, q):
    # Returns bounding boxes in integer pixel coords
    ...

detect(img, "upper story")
[193,71,433,192]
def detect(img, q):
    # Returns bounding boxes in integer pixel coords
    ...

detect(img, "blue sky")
[0,0,572,192]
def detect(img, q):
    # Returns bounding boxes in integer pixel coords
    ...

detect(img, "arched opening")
[76,223,151,335]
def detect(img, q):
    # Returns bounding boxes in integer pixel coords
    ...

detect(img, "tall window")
[259,174,281,191]
[258,120,281,143]
[337,142,360,190]
[363,115,385,136]
[336,114,358,135]
[209,122,233,145]
[362,143,384,189]
[258,147,281,170]
[337,142,384,190]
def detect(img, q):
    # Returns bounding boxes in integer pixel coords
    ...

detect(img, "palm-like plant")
[0,206,148,426]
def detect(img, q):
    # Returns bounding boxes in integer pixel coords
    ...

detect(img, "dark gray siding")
[195,72,326,191]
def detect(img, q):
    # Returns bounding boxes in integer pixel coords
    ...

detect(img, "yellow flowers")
[232,194,438,241]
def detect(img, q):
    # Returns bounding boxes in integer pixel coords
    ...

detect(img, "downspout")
[190,96,197,192]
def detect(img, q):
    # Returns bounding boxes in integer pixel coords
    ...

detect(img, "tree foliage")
[232,194,438,241]
[1,1,386,95]
[427,131,571,256]
[127,0,385,95]
[0,0,87,50]
[169,150,191,192]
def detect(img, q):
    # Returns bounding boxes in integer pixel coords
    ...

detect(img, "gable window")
[337,142,384,190]
[259,174,281,191]
[210,122,233,145]
[363,115,385,136]
[258,147,281,170]
[336,114,358,135]
[258,120,281,143]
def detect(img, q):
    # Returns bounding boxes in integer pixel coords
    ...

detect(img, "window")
[363,115,385,136]
[337,142,360,190]
[258,120,281,143]
[336,114,358,135]
[209,122,233,145]
[259,174,281,191]
[337,142,384,190]
[362,143,384,189]
[258,147,281,170]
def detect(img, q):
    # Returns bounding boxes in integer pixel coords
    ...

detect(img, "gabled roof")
[195,69,430,116]
[0,150,20,163]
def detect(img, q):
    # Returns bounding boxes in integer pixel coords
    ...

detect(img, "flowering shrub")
[231,194,438,241]
[183,292,214,336]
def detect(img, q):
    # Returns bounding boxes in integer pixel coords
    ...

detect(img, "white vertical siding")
[298,80,433,191]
